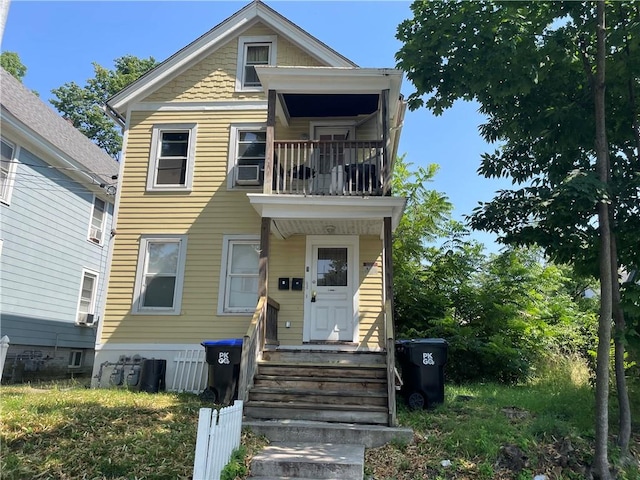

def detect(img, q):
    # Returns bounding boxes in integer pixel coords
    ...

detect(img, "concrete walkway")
[249,443,365,480]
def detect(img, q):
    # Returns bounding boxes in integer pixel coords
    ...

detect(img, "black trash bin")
[396,338,448,409]
[139,358,167,393]
[201,339,243,405]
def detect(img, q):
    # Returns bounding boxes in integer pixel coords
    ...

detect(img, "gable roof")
[0,68,119,188]
[106,0,357,118]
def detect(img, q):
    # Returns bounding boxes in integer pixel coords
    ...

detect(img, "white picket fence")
[0,336,9,382]
[192,400,244,480]
[171,349,208,393]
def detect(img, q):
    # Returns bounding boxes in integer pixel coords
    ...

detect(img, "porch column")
[383,216,397,426]
[259,216,278,345]
[263,89,276,194]
[259,217,270,299]
[381,89,391,195]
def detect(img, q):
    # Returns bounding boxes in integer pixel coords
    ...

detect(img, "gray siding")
[0,145,114,349]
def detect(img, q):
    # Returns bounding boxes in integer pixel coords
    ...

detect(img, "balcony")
[270,140,388,196]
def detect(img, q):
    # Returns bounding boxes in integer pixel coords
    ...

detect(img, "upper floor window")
[89,197,106,244]
[227,124,266,189]
[133,235,188,315]
[77,269,99,326]
[147,124,197,191]
[1,137,18,204]
[236,36,277,92]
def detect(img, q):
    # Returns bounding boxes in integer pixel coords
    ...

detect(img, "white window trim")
[217,235,260,315]
[146,124,197,192]
[133,234,188,315]
[1,137,19,205]
[226,123,267,190]
[76,268,99,326]
[69,350,83,368]
[88,195,107,245]
[235,35,277,92]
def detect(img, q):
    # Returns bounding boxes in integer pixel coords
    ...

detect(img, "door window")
[316,247,348,286]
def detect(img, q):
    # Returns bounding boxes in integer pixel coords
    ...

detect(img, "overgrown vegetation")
[397,240,601,385]
[370,355,640,480]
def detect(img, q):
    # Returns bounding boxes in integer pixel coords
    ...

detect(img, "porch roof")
[255,66,404,121]
[246,194,406,239]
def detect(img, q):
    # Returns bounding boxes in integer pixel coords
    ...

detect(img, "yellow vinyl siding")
[102,109,266,344]
[144,23,324,103]
[359,236,385,349]
[267,235,306,344]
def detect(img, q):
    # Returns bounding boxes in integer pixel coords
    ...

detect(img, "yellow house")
[94,1,406,426]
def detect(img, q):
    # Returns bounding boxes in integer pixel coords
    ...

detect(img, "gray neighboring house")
[0,68,119,382]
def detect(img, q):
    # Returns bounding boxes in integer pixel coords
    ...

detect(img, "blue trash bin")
[201,339,243,405]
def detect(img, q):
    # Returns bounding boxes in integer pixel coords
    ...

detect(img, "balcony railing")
[270,140,387,196]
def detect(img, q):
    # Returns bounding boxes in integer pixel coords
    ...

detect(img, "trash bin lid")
[396,338,448,346]
[201,339,243,347]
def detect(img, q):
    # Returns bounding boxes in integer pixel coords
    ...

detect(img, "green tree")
[396,2,638,473]
[391,156,453,329]
[1,51,27,81]
[50,55,157,158]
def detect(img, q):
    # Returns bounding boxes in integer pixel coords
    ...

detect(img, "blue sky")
[2,1,511,252]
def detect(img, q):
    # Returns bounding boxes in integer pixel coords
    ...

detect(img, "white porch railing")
[192,401,244,480]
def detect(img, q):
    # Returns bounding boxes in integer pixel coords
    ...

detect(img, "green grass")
[0,381,265,480]
[1,357,638,480]
[367,355,640,479]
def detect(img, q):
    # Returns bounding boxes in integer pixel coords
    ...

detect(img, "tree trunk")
[592,2,613,479]
[611,235,631,456]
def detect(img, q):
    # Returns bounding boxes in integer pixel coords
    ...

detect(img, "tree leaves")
[50,55,157,158]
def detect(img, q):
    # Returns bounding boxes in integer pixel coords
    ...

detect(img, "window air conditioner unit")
[89,227,102,243]
[77,313,95,326]
[236,164,262,186]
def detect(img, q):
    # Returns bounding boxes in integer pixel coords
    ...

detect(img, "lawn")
[1,357,638,480]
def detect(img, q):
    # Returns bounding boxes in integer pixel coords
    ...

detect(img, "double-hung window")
[1,137,17,204]
[218,236,259,314]
[89,197,106,244]
[147,124,197,191]
[228,125,266,188]
[77,269,99,325]
[133,235,188,314]
[236,36,276,91]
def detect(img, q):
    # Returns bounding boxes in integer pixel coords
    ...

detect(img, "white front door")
[304,235,359,342]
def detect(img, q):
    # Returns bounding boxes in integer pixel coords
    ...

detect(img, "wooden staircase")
[243,349,389,425]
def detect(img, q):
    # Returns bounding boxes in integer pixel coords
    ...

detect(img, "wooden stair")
[244,349,389,425]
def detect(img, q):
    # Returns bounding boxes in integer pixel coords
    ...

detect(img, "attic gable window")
[147,124,197,192]
[236,35,277,92]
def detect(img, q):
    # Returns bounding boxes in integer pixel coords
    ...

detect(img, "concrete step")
[249,443,364,480]
[243,419,414,448]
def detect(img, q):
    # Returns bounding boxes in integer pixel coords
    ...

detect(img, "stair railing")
[384,298,397,426]
[238,296,280,402]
